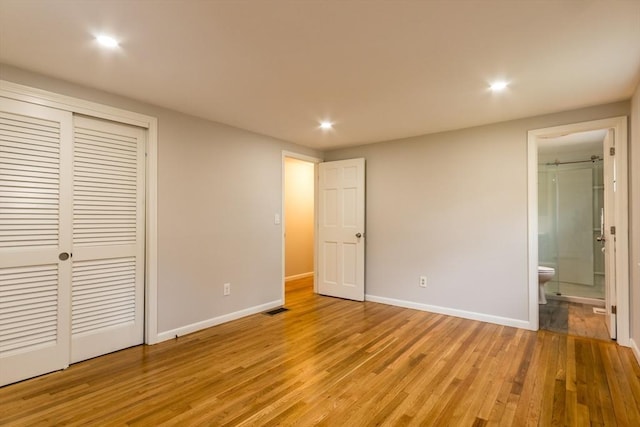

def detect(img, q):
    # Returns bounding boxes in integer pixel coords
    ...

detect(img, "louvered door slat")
[1,186,60,195]
[1,313,57,328]
[1,300,58,317]
[75,129,137,147]
[74,271,134,285]
[75,182,136,192]
[1,138,60,154]
[0,175,58,186]
[73,292,134,307]
[0,126,61,142]
[1,164,59,176]
[75,151,137,166]
[75,171,137,183]
[0,133,59,149]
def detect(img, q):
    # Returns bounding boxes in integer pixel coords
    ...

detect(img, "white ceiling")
[0,0,639,150]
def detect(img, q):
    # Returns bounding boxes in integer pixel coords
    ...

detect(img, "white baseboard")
[285,272,314,281]
[365,294,533,330]
[630,339,640,367]
[156,299,282,343]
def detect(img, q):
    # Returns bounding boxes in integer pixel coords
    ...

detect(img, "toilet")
[538,266,555,304]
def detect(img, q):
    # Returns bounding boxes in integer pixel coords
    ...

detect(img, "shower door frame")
[527,116,629,346]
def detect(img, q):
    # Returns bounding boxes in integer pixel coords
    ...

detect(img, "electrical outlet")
[419,276,427,288]
[223,283,231,296]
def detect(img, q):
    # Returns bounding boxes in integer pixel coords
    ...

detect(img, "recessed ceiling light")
[319,121,333,130]
[489,81,508,92]
[96,34,119,49]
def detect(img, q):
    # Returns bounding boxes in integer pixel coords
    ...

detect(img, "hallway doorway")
[282,153,319,303]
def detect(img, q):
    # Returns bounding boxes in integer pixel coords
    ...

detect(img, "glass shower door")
[538,161,605,301]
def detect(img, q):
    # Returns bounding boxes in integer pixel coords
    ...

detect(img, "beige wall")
[0,64,322,334]
[325,102,630,324]
[630,81,640,355]
[284,158,315,278]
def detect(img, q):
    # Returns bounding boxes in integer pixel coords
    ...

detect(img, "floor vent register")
[265,307,289,316]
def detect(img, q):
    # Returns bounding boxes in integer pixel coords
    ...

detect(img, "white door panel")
[70,116,145,363]
[0,98,72,386]
[318,158,365,301]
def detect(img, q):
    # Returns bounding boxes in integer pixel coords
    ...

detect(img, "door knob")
[355,233,362,238]
[58,252,70,261]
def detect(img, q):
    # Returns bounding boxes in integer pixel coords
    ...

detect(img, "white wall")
[284,158,314,278]
[630,81,640,359]
[0,64,321,335]
[325,102,630,326]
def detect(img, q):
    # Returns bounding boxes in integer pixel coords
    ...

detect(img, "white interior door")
[70,116,145,363]
[602,129,616,339]
[0,98,72,386]
[317,158,365,301]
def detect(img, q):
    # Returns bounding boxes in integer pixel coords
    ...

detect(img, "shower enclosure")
[538,158,605,302]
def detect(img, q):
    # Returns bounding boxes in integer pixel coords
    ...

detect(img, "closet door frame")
[0,80,160,345]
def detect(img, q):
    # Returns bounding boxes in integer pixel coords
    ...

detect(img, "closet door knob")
[58,252,70,261]
[355,233,362,238]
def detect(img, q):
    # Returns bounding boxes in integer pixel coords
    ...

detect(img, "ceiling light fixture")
[489,81,508,92]
[319,121,333,130]
[96,34,119,49]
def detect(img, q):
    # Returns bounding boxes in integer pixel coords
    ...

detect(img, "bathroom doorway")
[537,131,609,340]
[527,117,630,345]
[282,152,320,305]
[538,130,606,303]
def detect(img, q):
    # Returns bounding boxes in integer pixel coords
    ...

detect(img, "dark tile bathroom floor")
[539,299,612,341]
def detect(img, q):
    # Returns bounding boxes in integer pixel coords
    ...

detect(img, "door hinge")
[611,305,617,315]
[610,226,616,235]
[609,147,615,156]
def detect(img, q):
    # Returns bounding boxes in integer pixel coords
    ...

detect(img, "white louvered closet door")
[70,116,145,363]
[0,98,73,386]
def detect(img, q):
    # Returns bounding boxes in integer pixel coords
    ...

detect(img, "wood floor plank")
[1,276,639,426]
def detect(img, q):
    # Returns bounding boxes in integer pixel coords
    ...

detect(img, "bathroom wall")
[325,101,630,327]
[0,64,322,336]
[284,157,315,278]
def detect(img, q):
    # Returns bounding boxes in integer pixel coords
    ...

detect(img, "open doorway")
[537,130,609,340]
[282,153,319,305]
[528,117,630,346]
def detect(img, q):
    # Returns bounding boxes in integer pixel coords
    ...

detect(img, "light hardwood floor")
[2,277,639,426]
